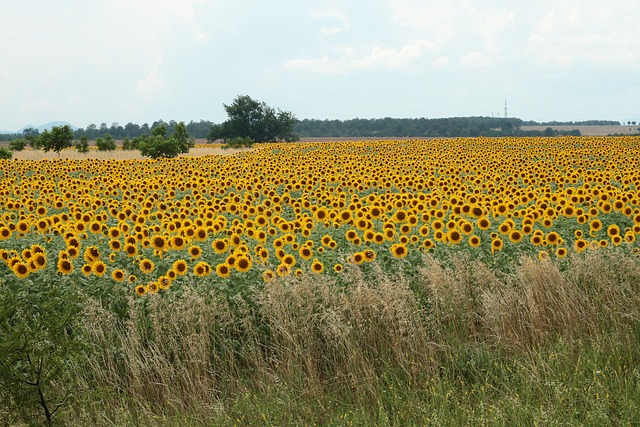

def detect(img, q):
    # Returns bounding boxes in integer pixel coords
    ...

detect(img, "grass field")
[1,136,640,425]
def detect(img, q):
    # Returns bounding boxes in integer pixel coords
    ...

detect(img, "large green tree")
[208,95,299,143]
[38,125,74,156]
[137,121,195,159]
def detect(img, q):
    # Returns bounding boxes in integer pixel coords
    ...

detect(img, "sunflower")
[171,259,188,276]
[574,239,588,253]
[216,263,231,278]
[281,254,296,267]
[468,235,481,248]
[477,217,491,231]
[108,227,121,239]
[299,246,313,260]
[89,221,103,234]
[0,226,12,240]
[157,275,171,290]
[311,259,324,273]
[555,247,567,258]
[508,230,523,244]
[111,269,126,282]
[212,238,228,254]
[390,244,407,259]
[345,229,358,241]
[607,224,620,238]
[194,261,211,277]
[33,253,47,270]
[263,270,276,283]
[188,245,202,259]
[139,258,155,274]
[491,238,503,254]
[498,221,512,235]
[334,263,344,273]
[124,243,138,257]
[314,207,328,222]
[84,246,100,263]
[277,263,291,277]
[538,250,550,261]
[146,282,159,294]
[93,261,107,277]
[545,231,560,245]
[447,229,463,245]
[57,259,74,275]
[352,252,364,264]
[81,264,93,276]
[12,262,30,279]
[135,284,146,296]
[363,249,376,262]
[236,256,252,273]
[589,219,603,233]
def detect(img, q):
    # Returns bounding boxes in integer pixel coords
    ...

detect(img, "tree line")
[294,117,581,138]
[3,95,606,146]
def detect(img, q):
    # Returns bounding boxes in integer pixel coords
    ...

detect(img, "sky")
[1,0,639,131]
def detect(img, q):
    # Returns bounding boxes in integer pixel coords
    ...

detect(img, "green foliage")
[151,123,168,138]
[209,95,299,143]
[0,278,88,426]
[9,138,27,151]
[0,147,12,159]
[38,125,74,156]
[75,135,89,153]
[121,137,137,151]
[95,133,116,151]
[23,128,41,149]
[138,121,195,159]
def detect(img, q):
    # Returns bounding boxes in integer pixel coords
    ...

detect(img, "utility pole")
[504,100,508,118]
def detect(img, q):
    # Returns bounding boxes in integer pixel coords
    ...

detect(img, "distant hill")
[17,121,77,133]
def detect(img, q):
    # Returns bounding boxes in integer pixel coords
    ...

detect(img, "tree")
[95,133,116,151]
[208,95,299,143]
[38,125,74,156]
[137,121,194,159]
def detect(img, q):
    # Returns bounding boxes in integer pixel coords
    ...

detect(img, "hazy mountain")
[17,121,77,133]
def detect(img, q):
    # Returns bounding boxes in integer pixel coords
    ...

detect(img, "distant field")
[522,124,640,135]
[8,144,251,160]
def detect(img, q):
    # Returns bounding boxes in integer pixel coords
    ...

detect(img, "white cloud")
[526,1,640,67]
[459,51,491,67]
[312,8,350,36]
[434,56,449,67]
[283,39,438,74]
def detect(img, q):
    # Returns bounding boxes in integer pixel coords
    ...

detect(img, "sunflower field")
[3,136,640,425]
[1,136,639,296]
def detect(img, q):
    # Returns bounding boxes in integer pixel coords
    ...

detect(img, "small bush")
[75,136,90,153]
[95,134,116,151]
[9,139,27,151]
[122,137,138,151]
[0,147,12,159]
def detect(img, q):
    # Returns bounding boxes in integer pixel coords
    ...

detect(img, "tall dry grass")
[65,249,640,424]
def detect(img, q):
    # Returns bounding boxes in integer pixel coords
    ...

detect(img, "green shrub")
[75,135,90,153]
[95,133,116,151]
[9,139,27,151]
[121,137,138,151]
[0,278,89,426]
[137,122,194,159]
[0,147,12,159]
